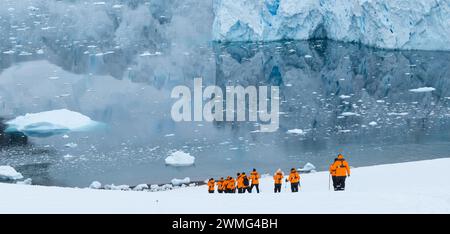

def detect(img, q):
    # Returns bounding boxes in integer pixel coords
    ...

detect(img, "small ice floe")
[36,49,45,55]
[19,51,32,56]
[338,130,352,133]
[339,95,351,99]
[139,51,162,57]
[104,184,130,191]
[64,142,78,148]
[171,177,191,186]
[0,166,24,180]
[150,184,160,192]
[133,184,149,191]
[369,121,378,126]
[16,178,32,185]
[341,112,360,117]
[3,50,15,55]
[387,112,409,116]
[112,4,123,9]
[165,151,195,167]
[5,109,103,137]
[160,184,173,191]
[286,129,306,136]
[63,154,75,159]
[304,54,313,58]
[298,163,316,173]
[89,181,102,189]
[409,87,436,93]
[93,2,106,5]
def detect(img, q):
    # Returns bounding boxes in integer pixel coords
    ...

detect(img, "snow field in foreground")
[0,158,450,213]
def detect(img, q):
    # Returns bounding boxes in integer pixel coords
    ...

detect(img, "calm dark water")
[1,40,450,187]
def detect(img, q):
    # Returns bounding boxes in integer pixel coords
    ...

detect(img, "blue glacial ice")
[212,0,450,51]
[5,109,103,138]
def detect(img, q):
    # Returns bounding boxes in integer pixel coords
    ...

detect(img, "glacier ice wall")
[212,0,450,51]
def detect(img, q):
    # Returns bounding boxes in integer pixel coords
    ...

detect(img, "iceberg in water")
[165,151,196,167]
[409,87,436,93]
[5,109,103,137]
[171,177,191,186]
[0,166,24,180]
[298,163,316,173]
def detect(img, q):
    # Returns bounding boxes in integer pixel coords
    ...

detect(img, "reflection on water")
[1,40,450,187]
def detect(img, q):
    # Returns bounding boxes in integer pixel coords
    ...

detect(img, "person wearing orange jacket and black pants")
[286,168,300,192]
[249,168,261,193]
[241,172,250,193]
[222,177,229,193]
[273,169,284,193]
[226,176,236,193]
[217,177,225,193]
[236,173,245,193]
[329,154,351,191]
[207,178,215,193]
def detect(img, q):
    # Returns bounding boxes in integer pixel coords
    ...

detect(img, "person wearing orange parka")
[273,169,284,193]
[236,173,244,193]
[226,176,236,193]
[330,154,351,191]
[250,169,261,193]
[287,168,301,192]
[241,172,250,193]
[207,178,215,193]
[222,177,230,193]
[217,177,225,193]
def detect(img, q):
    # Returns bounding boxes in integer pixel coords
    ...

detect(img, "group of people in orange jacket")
[207,154,351,193]
[207,169,262,194]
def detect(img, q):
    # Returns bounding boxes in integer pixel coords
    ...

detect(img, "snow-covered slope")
[213,0,450,50]
[1,158,450,213]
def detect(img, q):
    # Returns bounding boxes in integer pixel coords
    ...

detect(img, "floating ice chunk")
[63,154,75,159]
[341,112,360,117]
[3,50,15,55]
[89,181,102,189]
[0,166,24,180]
[161,184,173,191]
[150,184,160,192]
[298,163,316,173]
[133,184,149,191]
[339,95,351,99]
[139,51,162,57]
[19,51,32,56]
[369,121,378,126]
[304,54,313,58]
[387,112,409,116]
[409,87,436,93]
[16,178,32,185]
[171,177,191,186]
[165,151,195,167]
[5,109,103,137]
[65,143,78,148]
[104,184,130,191]
[112,4,123,9]
[286,129,306,135]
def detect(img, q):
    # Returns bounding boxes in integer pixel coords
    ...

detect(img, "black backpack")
[243,176,249,186]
